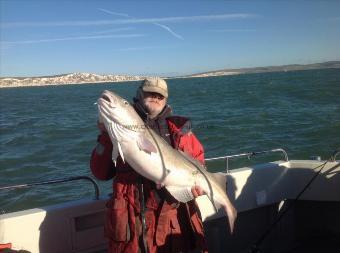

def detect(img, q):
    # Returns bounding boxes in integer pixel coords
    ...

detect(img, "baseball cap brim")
[142,86,168,98]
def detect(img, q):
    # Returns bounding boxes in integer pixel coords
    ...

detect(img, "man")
[90,77,208,253]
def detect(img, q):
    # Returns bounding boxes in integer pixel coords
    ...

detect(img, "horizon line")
[1,60,339,79]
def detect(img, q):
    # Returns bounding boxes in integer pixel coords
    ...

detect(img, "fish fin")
[204,173,237,233]
[208,172,237,233]
[111,146,119,166]
[107,122,123,164]
[117,142,125,163]
[223,198,237,234]
[165,185,194,203]
[137,135,158,154]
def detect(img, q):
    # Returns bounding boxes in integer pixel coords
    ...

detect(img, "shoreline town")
[1,61,339,88]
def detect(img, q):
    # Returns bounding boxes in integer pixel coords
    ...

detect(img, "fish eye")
[123,100,129,105]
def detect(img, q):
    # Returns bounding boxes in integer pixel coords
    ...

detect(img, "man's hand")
[191,186,204,198]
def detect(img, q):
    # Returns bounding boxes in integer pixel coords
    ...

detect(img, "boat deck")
[1,158,339,252]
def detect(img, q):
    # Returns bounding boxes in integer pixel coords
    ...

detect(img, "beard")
[143,98,165,118]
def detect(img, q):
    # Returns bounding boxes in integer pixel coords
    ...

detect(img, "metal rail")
[0,176,100,200]
[330,150,340,162]
[205,148,289,172]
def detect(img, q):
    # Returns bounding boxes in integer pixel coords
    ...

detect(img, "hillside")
[187,61,340,78]
[0,73,148,88]
[1,61,339,88]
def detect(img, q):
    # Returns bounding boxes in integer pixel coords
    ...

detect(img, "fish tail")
[223,199,237,234]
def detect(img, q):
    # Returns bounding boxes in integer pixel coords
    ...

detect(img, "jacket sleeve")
[90,133,115,180]
[178,132,205,165]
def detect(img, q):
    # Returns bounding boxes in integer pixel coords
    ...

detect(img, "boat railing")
[330,150,340,162]
[0,176,100,201]
[205,148,289,173]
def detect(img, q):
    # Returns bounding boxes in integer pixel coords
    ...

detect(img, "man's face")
[142,92,167,118]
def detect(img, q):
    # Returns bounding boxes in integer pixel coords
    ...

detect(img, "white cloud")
[98,8,130,18]
[115,45,174,52]
[153,23,184,40]
[2,13,258,28]
[90,27,135,34]
[2,34,146,45]
[98,8,185,40]
[211,29,257,32]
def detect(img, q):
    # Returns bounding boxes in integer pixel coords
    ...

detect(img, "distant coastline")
[1,61,339,88]
[185,61,340,78]
[0,73,149,88]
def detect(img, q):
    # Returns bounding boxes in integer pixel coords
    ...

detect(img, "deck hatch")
[74,211,105,231]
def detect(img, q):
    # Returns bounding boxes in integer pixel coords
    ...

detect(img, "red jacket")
[90,115,208,253]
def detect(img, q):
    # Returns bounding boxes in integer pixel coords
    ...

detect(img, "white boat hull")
[1,159,339,252]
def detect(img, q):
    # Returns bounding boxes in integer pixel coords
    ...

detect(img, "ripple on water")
[0,69,339,212]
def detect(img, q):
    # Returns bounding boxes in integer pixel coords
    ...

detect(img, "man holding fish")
[90,77,236,253]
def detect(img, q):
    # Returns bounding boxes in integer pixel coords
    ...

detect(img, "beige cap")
[141,77,168,98]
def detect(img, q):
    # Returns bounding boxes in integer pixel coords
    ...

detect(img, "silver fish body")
[97,90,237,232]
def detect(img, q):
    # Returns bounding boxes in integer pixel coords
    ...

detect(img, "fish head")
[97,90,153,165]
[97,90,143,130]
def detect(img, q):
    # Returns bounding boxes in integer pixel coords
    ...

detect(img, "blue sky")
[1,0,339,77]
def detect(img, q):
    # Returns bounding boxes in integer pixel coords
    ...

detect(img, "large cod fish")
[97,90,237,232]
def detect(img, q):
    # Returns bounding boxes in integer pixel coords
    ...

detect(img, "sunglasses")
[144,92,165,100]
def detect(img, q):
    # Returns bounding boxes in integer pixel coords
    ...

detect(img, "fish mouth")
[98,90,117,109]
[101,93,111,102]
[97,94,120,126]
[97,97,116,110]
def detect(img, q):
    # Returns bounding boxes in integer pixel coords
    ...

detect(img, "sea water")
[0,69,339,212]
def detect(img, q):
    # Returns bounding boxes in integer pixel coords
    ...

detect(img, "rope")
[250,149,339,253]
